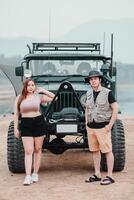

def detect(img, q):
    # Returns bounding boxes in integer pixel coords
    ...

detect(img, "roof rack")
[32,43,101,54]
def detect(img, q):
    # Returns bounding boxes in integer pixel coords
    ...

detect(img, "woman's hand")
[37,87,55,98]
[36,87,43,93]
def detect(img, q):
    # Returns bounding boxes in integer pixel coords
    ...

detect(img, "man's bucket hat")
[85,70,103,83]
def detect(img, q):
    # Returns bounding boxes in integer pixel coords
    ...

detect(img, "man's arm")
[105,102,119,132]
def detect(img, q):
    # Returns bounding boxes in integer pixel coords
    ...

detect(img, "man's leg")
[92,150,101,178]
[96,128,114,178]
[85,150,101,182]
[106,151,114,178]
[87,127,101,177]
[85,128,102,182]
[100,151,115,185]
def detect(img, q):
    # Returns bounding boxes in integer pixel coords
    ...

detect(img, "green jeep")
[2,35,125,173]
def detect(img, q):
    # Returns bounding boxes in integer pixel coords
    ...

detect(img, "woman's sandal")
[85,174,101,183]
[100,176,115,185]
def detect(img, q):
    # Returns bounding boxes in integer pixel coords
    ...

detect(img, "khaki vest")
[86,87,112,123]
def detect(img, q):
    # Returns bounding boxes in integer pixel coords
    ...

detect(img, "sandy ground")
[0,115,134,200]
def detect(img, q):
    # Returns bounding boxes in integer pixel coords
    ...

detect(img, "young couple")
[14,70,118,186]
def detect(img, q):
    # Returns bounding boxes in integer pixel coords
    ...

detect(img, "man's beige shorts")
[86,127,112,153]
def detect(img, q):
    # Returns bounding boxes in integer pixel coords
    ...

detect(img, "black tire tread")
[7,121,25,173]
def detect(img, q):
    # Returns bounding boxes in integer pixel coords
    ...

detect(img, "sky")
[0,0,134,40]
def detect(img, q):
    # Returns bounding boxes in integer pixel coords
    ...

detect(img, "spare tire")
[60,107,80,119]
[77,62,91,75]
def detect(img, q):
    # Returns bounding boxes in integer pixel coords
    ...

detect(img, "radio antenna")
[103,32,105,55]
[49,8,51,43]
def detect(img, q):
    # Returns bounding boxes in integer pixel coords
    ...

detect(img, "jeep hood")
[36,82,90,92]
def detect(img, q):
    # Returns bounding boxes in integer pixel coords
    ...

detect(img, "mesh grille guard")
[45,81,85,119]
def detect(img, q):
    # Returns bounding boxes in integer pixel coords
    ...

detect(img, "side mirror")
[15,66,24,76]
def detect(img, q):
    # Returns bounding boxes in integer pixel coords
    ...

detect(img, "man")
[85,70,118,185]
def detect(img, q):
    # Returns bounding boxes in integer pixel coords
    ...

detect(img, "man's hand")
[105,124,112,132]
[14,129,20,139]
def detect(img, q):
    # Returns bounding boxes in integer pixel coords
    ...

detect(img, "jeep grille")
[52,91,84,112]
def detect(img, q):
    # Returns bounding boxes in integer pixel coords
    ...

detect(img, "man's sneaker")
[23,175,33,185]
[31,173,39,183]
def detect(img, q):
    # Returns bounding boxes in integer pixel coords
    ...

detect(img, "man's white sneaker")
[32,173,39,183]
[23,175,33,185]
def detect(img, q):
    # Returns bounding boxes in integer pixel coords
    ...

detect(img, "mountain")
[0,18,134,63]
[57,18,134,64]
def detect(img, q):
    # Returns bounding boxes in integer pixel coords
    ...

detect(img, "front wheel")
[7,121,25,173]
[101,119,125,171]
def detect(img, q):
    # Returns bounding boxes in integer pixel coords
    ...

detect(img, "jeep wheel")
[101,119,125,171]
[7,121,25,173]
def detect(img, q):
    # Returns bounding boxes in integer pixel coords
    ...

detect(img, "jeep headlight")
[24,69,32,78]
[80,93,87,108]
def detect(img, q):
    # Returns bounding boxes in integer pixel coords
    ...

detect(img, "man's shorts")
[19,115,46,137]
[86,127,112,153]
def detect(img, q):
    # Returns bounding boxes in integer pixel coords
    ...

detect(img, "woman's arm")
[36,87,55,98]
[13,95,20,138]
[36,87,56,103]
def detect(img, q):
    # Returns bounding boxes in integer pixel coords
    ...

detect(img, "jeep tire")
[7,121,25,173]
[101,119,125,171]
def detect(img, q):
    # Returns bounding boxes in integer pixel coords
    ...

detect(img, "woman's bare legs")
[22,137,34,175]
[33,136,44,173]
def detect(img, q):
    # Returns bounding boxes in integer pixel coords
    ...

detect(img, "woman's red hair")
[17,78,35,112]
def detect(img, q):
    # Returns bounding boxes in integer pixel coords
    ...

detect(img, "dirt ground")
[0,115,134,200]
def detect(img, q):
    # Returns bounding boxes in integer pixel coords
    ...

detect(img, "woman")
[14,78,55,185]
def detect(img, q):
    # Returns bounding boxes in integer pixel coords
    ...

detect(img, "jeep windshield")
[28,59,104,77]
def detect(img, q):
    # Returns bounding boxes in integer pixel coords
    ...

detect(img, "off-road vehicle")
[2,35,125,173]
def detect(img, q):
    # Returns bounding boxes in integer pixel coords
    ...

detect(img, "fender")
[0,64,22,96]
